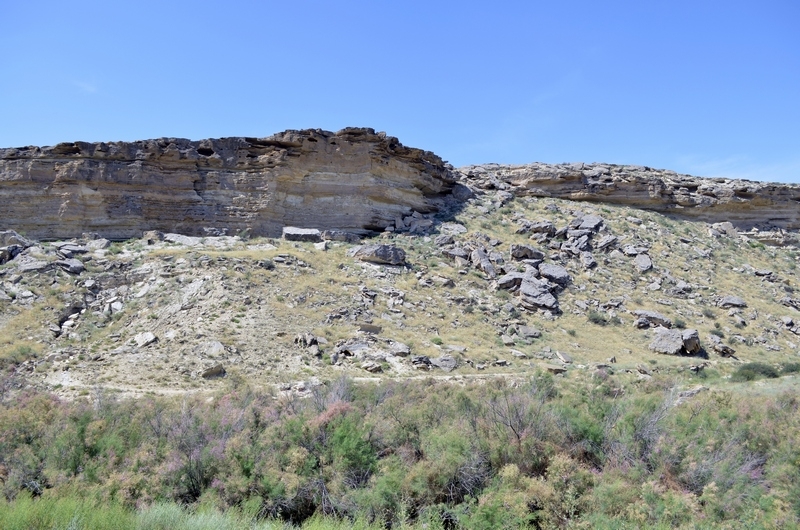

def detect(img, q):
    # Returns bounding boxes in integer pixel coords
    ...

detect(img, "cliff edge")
[0,128,456,240]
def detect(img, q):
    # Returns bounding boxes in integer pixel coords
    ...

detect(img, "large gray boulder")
[510,244,544,261]
[471,248,497,278]
[283,227,322,242]
[633,310,673,328]
[634,253,653,272]
[718,295,747,308]
[538,263,571,286]
[0,230,32,248]
[430,355,459,372]
[56,258,85,274]
[649,327,702,355]
[519,278,559,311]
[350,244,406,266]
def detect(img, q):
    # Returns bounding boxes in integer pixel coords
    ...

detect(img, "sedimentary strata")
[460,163,800,231]
[0,128,456,240]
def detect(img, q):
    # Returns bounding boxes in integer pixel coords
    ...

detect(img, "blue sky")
[1,1,798,183]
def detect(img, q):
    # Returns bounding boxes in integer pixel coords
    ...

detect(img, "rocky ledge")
[0,128,456,240]
[461,163,800,232]
[2,129,799,241]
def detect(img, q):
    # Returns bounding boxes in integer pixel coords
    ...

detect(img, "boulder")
[649,328,685,355]
[135,332,158,348]
[470,248,497,278]
[596,235,618,250]
[708,334,736,357]
[0,245,23,265]
[579,215,604,231]
[430,355,459,372]
[350,244,406,266]
[540,363,568,374]
[86,238,111,250]
[282,227,322,242]
[634,253,653,272]
[56,259,85,274]
[442,247,470,260]
[389,341,411,356]
[0,230,32,248]
[538,263,571,286]
[649,327,702,355]
[495,272,525,291]
[517,325,541,339]
[633,310,672,328]
[718,295,747,309]
[361,361,383,373]
[682,329,701,355]
[201,364,226,379]
[434,234,454,246]
[321,230,361,244]
[510,244,544,261]
[519,278,559,311]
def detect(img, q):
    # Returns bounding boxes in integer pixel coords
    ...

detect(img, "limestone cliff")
[461,163,800,231]
[0,128,456,240]
[2,128,799,240]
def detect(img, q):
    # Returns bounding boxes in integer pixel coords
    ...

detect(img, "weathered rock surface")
[0,128,456,240]
[649,327,702,355]
[461,163,800,231]
[350,244,406,266]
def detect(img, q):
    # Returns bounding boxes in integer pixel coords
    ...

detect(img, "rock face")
[0,128,456,240]
[461,163,800,231]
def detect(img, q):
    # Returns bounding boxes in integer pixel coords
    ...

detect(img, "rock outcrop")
[3,128,800,241]
[0,128,456,240]
[461,163,800,231]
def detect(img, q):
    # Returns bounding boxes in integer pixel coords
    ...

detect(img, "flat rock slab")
[633,310,672,328]
[538,263,570,285]
[283,227,322,242]
[56,258,85,274]
[164,233,203,246]
[718,295,747,308]
[540,363,567,374]
[517,325,541,338]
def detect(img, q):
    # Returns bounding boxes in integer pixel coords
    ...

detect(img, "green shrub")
[587,311,608,326]
[674,318,686,329]
[431,337,443,346]
[781,362,800,375]
[731,362,780,382]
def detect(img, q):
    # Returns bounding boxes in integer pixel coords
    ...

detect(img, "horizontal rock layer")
[0,128,456,240]
[461,163,800,231]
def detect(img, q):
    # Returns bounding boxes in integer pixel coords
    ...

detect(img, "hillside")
[0,132,799,398]
[1,130,800,528]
